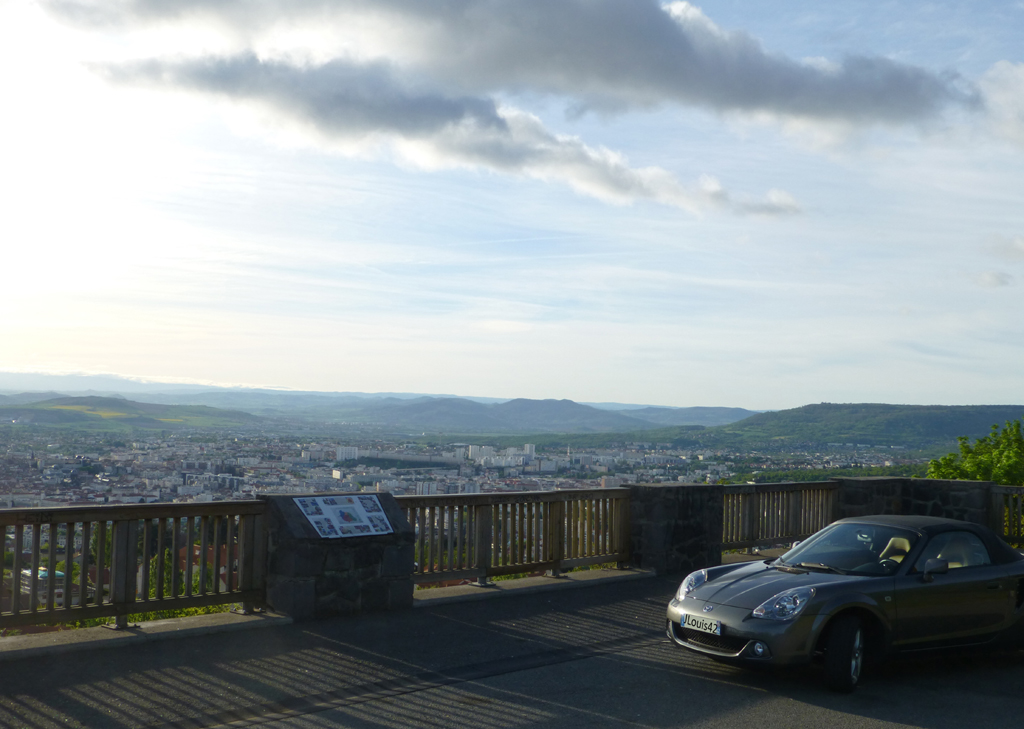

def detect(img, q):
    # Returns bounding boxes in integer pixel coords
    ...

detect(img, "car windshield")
[776,522,919,576]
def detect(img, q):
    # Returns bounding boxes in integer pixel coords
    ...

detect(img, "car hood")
[691,562,851,610]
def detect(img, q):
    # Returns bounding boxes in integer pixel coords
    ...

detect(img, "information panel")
[294,494,394,538]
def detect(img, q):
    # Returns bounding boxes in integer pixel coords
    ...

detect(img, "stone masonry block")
[360,579,390,612]
[352,542,385,570]
[964,489,988,510]
[324,549,355,573]
[266,576,316,622]
[382,544,415,577]
[316,571,362,603]
[388,578,415,610]
[269,541,326,578]
[315,590,359,617]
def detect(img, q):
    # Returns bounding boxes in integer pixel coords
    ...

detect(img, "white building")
[468,445,496,461]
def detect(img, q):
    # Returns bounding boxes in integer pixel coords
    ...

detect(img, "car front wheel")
[823,615,863,693]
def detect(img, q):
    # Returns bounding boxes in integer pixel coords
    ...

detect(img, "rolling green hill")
[430,404,1024,453]
[0,396,262,431]
[710,403,1024,447]
[617,403,1024,453]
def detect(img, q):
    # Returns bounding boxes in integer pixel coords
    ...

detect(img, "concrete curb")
[0,610,293,662]
[412,568,656,607]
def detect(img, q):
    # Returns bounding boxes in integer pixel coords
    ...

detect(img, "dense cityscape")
[0,425,927,509]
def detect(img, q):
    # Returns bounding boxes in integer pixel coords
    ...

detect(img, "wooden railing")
[0,502,266,630]
[722,482,838,550]
[991,486,1024,547]
[396,489,630,585]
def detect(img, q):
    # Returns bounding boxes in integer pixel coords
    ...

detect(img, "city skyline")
[2,1,1023,410]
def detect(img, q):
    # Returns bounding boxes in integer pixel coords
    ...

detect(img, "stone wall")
[832,477,994,526]
[626,478,1002,577]
[628,484,723,575]
[262,493,415,621]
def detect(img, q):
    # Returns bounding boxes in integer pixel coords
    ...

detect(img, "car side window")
[913,531,992,571]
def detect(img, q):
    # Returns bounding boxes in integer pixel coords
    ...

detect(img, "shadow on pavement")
[0,576,1021,728]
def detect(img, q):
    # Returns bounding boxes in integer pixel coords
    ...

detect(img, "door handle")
[986,582,1000,590]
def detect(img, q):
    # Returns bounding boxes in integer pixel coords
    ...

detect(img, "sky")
[1,0,1023,410]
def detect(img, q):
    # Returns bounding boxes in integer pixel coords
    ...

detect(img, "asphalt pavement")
[1,573,1022,729]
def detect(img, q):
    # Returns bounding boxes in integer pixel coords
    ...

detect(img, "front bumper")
[666,597,819,666]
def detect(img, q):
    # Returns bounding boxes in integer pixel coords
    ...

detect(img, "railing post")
[45,525,58,611]
[615,494,630,569]
[110,519,134,629]
[473,503,492,586]
[29,524,41,613]
[989,487,1006,537]
[740,494,753,550]
[787,489,802,540]
[239,513,256,613]
[251,510,267,609]
[79,521,92,606]
[173,516,184,597]
[546,499,565,577]
[12,526,23,615]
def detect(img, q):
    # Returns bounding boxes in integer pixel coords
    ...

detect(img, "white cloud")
[46,0,978,126]
[737,188,802,216]
[474,320,534,334]
[980,61,1024,147]
[990,235,1024,261]
[973,271,1014,288]
[102,54,798,214]
[39,0,995,216]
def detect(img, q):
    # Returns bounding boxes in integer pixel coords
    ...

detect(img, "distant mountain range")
[0,372,760,432]
[0,391,757,433]
[2,375,1021,447]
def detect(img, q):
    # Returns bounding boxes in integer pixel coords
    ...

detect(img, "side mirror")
[922,558,948,583]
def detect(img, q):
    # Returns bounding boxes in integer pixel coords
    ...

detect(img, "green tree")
[54,559,81,583]
[147,549,217,597]
[927,419,1024,485]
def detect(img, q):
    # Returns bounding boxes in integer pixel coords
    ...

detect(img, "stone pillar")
[831,477,905,519]
[262,493,415,621]
[831,477,994,525]
[628,483,723,575]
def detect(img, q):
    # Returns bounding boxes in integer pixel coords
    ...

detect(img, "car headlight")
[752,587,815,620]
[675,569,707,600]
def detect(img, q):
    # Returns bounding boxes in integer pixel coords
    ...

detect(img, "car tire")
[823,615,864,693]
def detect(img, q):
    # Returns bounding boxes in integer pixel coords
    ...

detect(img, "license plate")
[683,612,721,635]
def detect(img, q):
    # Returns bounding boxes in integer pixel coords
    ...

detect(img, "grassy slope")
[0,396,261,431]
[418,403,1024,453]
[708,403,1024,449]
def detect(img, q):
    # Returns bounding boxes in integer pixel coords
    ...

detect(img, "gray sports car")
[666,515,1024,691]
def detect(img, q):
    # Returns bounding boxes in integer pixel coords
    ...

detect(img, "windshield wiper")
[772,559,807,574]
[797,562,847,575]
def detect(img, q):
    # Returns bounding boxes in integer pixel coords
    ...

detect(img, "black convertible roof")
[839,514,978,530]
[836,514,1024,564]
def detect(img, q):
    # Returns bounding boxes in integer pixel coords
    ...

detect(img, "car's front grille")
[681,628,749,654]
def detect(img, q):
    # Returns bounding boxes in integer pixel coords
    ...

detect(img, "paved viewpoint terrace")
[1,575,1023,729]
